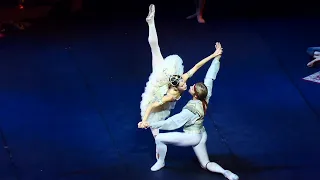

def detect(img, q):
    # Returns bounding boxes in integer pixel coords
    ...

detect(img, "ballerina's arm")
[141,95,174,123]
[181,43,222,82]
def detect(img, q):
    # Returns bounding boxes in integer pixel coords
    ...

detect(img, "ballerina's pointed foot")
[146,4,155,23]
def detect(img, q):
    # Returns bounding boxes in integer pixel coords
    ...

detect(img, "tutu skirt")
[140,55,184,124]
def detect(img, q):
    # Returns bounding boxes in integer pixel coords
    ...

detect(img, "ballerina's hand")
[137,121,143,128]
[138,121,149,129]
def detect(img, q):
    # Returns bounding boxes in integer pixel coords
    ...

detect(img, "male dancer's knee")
[155,138,167,159]
[199,161,210,169]
[154,133,170,146]
[154,133,163,142]
[195,150,210,169]
[151,128,159,138]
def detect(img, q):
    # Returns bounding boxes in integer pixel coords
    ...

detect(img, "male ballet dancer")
[186,0,206,23]
[139,43,239,180]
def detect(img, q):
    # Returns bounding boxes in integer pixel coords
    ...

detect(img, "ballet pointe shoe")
[146,4,155,23]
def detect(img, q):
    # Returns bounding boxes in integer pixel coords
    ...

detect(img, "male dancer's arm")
[149,109,200,130]
[204,56,221,103]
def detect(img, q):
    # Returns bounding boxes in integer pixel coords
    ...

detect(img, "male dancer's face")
[188,84,196,96]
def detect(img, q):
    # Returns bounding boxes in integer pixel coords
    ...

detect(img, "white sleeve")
[150,109,200,130]
[204,57,220,103]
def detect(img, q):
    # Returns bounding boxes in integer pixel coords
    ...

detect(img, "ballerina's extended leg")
[147,4,164,71]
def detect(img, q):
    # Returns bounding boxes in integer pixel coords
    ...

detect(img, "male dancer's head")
[189,83,207,99]
[188,82,208,113]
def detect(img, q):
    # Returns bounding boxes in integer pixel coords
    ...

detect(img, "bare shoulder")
[167,88,181,101]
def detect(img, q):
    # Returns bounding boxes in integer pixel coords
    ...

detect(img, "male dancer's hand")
[213,42,223,56]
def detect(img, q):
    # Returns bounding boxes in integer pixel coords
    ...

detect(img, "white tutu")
[140,55,184,124]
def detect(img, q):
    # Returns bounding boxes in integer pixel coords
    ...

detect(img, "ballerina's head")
[169,75,187,91]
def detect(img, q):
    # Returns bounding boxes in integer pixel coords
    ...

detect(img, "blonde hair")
[194,82,208,113]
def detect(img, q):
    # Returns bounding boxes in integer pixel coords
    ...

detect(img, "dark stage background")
[0,0,320,180]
